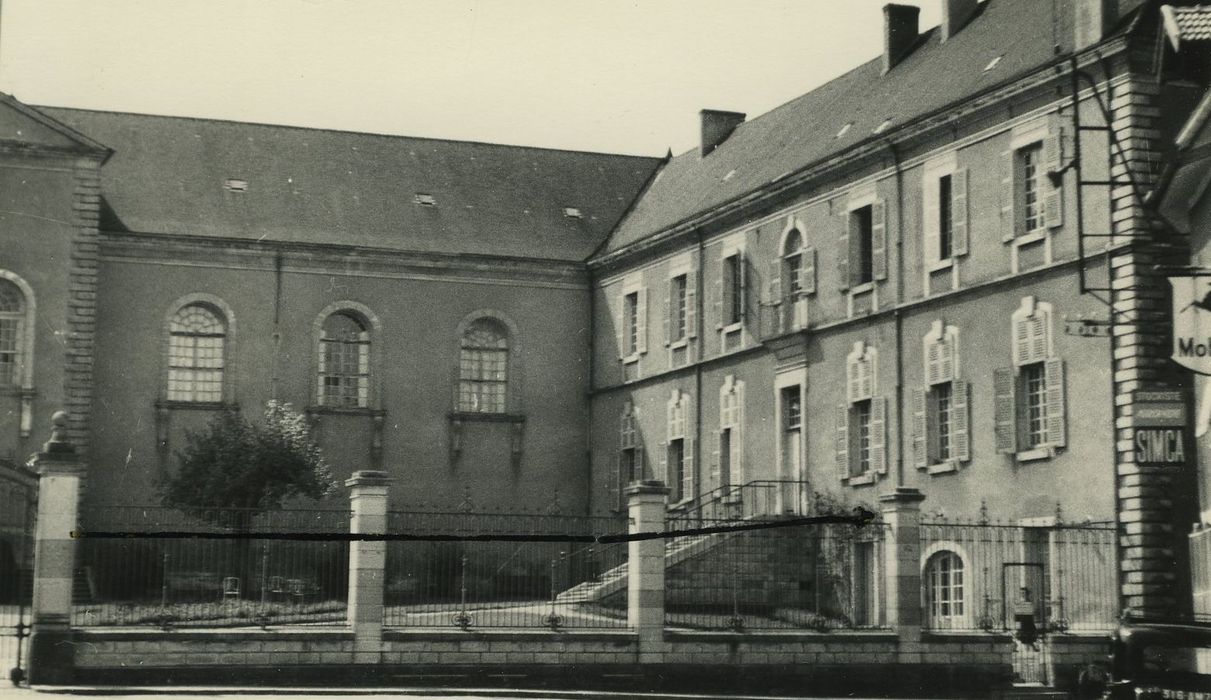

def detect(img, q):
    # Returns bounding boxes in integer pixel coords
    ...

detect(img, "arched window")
[167,304,226,403]
[783,229,804,298]
[0,279,24,387]
[318,311,371,408]
[459,318,509,413]
[926,550,966,629]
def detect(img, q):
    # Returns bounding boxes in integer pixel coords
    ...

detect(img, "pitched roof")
[38,107,662,262]
[600,0,1147,258]
[1162,4,1211,49]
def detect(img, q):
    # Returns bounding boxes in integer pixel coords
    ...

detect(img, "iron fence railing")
[918,519,1117,633]
[383,511,629,630]
[669,480,812,526]
[662,517,889,632]
[73,507,349,628]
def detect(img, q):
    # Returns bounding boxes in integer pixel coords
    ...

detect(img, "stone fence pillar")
[627,480,669,654]
[347,470,390,663]
[881,487,926,649]
[28,411,84,685]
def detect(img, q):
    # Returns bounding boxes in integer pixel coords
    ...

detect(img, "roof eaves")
[1,94,113,161]
[589,150,674,264]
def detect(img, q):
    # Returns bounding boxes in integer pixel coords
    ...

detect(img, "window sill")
[1016,446,1053,463]
[620,353,641,365]
[668,496,694,511]
[847,472,876,486]
[307,405,384,417]
[667,338,689,350]
[927,460,959,475]
[1013,230,1047,246]
[448,411,525,424]
[721,322,744,335]
[927,258,954,274]
[155,400,238,412]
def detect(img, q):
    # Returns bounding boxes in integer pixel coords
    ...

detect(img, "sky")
[0,1,942,157]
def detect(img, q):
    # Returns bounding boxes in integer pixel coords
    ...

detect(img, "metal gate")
[1,461,37,687]
[1002,562,1048,686]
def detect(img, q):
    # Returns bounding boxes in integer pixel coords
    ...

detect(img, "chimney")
[883,4,921,74]
[700,109,746,157]
[1074,0,1118,52]
[941,0,979,42]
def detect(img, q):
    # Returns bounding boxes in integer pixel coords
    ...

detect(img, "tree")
[159,400,337,524]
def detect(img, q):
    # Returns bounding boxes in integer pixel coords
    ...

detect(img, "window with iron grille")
[167,304,226,402]
[0,279,23,387]
[459,319,509,413]
[319,312,370,408]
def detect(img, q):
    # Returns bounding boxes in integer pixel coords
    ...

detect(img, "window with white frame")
[925,550,967,629]
[167,303,227,403]
[0,279,24,387]
[716,376,745,494]
[318,311,371,408]
[617,281,648,362]
[458,318,509,413]
[994,297,1066,458]
[769,225,816,332]
[923,158,968,267]
[1001,123,1064,243]
[665,390,694,505]
[913,321,970,471]
[837,341,886,481]
[614,401,644,510]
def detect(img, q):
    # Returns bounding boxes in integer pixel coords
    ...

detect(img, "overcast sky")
[0,1,942,156]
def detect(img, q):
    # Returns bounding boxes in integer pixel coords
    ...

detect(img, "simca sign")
[1170,276,1211,375]
[1134,390,1190,468]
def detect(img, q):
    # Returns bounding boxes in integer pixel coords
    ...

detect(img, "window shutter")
[838,211,850,292]
[663,279,674,346]
[635,443,645,482]
[871,396,887,475]
[1030,315,1047,363]
[1044,358,1066,448]
[1001,150,1015,242]
[951,168,969,256]
[847,358,861,403]
[739,253,749,323]
[659,440,668,483]
[666,399,677,439]
[835,402,850,481]
[952,379,971,462]
[1013,316,1031,367]
[802,246,817,295]
[713,261,724,329]
[729,428,743,488]
[683,436,695,502]
[636,288,648,354]
[923,176,940,266]
[768,259,783,306]
[615,293,627,360]
[926,340,941,385]
[912,388,928,470]
[859,357,873,399]
[710,445,721,487]
[939,339,954,383]
[993,367,1017,454]
[871,199,887,281]
[685,269,698,340]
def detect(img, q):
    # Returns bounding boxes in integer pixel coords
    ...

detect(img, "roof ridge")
[35,104,664,162]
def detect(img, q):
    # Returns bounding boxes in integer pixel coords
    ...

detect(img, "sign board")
[1134,428,1188,466]
[1064,319,1110,337]
[1134,390,1191,468]
[1170,276,1211,375]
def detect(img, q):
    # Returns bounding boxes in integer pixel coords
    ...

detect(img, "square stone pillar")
[627,480,669,647]
[880,487,926,645]
[347,470,390,663]
[28,412,84,685]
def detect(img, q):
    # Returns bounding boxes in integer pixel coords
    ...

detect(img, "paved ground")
[0,688,896,700]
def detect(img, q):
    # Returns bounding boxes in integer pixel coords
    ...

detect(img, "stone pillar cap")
[624,480,670,496]
[345,470,391,488]
[878,486,926,504]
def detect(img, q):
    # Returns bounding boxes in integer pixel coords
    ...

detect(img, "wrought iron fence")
[662,516,888,631]
[669,480,812,526]
[383,511,629,630]
[918,518,1117,633]
[73,506,350,628]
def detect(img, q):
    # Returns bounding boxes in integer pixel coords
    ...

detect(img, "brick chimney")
[941,0,979,42]
[1074,0,1117,52]
[700,109,745,157]
[883,4,921,74]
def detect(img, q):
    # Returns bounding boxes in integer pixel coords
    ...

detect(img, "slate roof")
[38,108,663,262]
[1163,4,1211,48]
[600,0,1147,258]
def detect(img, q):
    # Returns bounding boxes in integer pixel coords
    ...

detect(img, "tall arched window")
[167,304,226,402]
[319,311,371,408]
[0,279,24,387]
[459,319,509,413]
[926,550,966,629]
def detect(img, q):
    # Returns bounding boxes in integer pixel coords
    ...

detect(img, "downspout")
[694,228,706,523]
[271,250,284,401]
[585,267,596,518]
[886,138,907,488]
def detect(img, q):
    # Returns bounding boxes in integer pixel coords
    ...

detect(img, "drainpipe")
[886,138,907,488]
[694,228,706,519]
[272,250,284,401]
[586,268,596,517]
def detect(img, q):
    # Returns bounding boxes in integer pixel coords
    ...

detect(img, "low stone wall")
[1044,633,1112,694]
[70,627,1014,695]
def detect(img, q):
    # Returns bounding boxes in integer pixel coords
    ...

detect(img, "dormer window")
[563,207,583,219]
[223,178,248,193]
[414,193,437,207]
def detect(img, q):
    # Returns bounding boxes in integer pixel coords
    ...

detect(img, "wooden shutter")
[1044,127,1064,229]
[1044,358,1066,448]
[871,200,887,281]
[912,388,928,470]
[663,278,674,346]
[733,381,746,485]
[713,260,724,329]
[685,268,698,339]
[738,253,749,323]
[710,445,721,487]
[952,379,971,462]
[768,259,782,307]
[835,402,850,480]
[926,340,942,386]
[923,176,940,266]
[1013,316,1031,366]
[951,169,969,256]
[938,339,954,383]
[615,292,627,360]
[635,442,645,482]
[1001,150,1015,242]
[838,210,851,292]
[802,246,817,294]
[1030,315,1047,363]
[993,367,1017,454]
[871,396,887,475]
[636,288,648,354]
[859,356,873,399]
[659,440,668,483]
[683,436,695,503]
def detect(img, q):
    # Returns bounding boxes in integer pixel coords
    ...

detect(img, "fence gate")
[1002,562,1048,686]
[1,466,37,687]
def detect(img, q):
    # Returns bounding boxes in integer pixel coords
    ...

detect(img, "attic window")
[223,178,248,193]
[414,193,437,207]
[984,55,1002,72]
[873,119,892,135]
[836,123,852,138]
[563,207,583,219]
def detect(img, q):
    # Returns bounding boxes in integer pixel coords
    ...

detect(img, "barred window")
[319,312,370,408]
[167,304,226,402]
[459,319,509,413]
[0,279,24,387]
